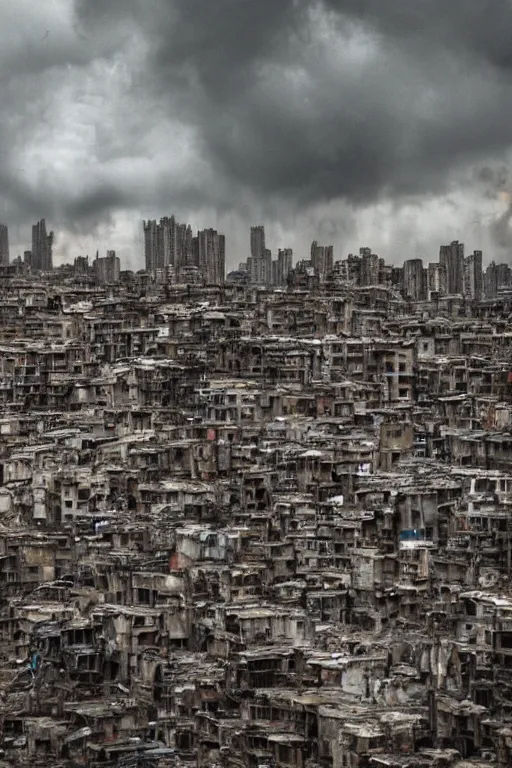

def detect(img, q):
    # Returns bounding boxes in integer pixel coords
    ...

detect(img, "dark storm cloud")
[324,0,512,72]
[72,0,512,211]
[0,2,127,233]
[2,0,512,260]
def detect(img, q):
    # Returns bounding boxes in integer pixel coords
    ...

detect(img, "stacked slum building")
[0,273,512,767]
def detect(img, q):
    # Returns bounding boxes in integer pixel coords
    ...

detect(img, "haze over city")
[2,1,512,268]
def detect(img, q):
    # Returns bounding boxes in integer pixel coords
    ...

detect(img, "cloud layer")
[1,0,512,267]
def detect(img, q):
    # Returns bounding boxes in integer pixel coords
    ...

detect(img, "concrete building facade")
[0,224,9,266]
[31,218,53,271]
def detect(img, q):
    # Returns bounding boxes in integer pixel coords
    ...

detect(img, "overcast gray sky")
[1,0,512,269]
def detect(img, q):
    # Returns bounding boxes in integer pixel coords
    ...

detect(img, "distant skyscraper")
[263,249,272,284]
[144,216,192,276]
[197,228,225,284]
[311,241,333,281]
[275,248,293,285]
[0,224,9,266]
[249,225,268,283]
[325,245,334,276]
[157,216,175,269]
[94,250,120,285]
[74,255,89,274]
[250,226,265,260]
[341,254,362,284]
[143,219,158,272]
[176,223,193,273]
[484,261,512,298]
[439,241,464,295]
[484,261,498,299]
[463,250,483,300]
[427,262,447,296]
[359,247,379,286]
[31,218,53,271]
[496,262,512,291]
[403,258,427,300]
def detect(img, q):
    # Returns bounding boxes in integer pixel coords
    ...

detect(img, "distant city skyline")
[3,212,512,276]
[3,213,512,301]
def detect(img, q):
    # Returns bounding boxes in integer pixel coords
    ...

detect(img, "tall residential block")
[359,247,379,286]
[463,250,483,300]
[143,219,158,272]
[31,219,54,271]
[484,261,512,298]
[439,241,464,295]
[403,258,427,301]
[0,224,9,266]
[275,248,293,285]
[250,226,265,260]
[249,225,270,283]
[427,262,446,296]
[197,228,225,284]
[311,241,334,281]
[143,215,192,276]
[94,250,120,285]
